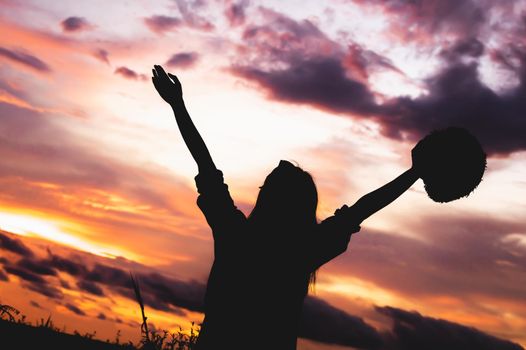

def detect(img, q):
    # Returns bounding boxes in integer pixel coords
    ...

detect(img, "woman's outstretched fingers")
[155,65,169,80]
[334,204,349,216]
[168,73,178,83]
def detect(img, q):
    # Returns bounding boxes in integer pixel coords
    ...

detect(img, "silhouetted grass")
[0,275,200,350]
[0,302,20,322]
[130,272,199,350]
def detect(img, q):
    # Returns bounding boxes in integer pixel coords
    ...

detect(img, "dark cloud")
[165,52,199,69]
[230,7,526,156]
[233,57,378,116]
[45,251,88,276]
[3,265,45,284]
[86,263,130,287]
[92,49,109,64]
[114,66,147,81]
[26,281,63,300]
[76,280,104,296]
[30,282,58,299]
[440,38,485,59]
[1,252,64,300]
[65,302,86,316]
[30,300,41,308]
[136,272,204,313]
[60,17,93,32]
[377,306,524,350]
[343,43,405,82]
[97,312,106,320]
[79,262,204,313]
[17,257,57,276]
[381,37,526,154]
[378,42,526,155]
[29,248,205,314]
[300,296,383,349]
[0,47,51,72]
[23,282,70,300]
[0,231,34,257]
[144,15,182,34]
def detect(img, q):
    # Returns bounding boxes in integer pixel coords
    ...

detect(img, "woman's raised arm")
[152,65,216,174]
[349,167,419,225]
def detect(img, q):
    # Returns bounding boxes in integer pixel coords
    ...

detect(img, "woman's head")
[248,161,320,289]
[248,160,318,228]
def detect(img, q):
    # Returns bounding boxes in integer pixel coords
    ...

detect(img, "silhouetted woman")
[151,65,482,350]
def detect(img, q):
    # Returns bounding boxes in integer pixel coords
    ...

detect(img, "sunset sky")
[1,0,526,349]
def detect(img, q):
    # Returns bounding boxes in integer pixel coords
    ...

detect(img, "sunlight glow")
[0,212,137,260]
[316,274,413,310]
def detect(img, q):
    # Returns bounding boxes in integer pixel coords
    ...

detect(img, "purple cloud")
[92,49,109,64]
[144,15,182,34]
[114,66,147,81]
[165,52,199,69]
[0,47,51,72]
[224,0,249,27]
[60,17,93,32]
[174,0,215,31]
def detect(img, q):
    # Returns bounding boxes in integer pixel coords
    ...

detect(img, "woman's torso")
[195,222,312,350]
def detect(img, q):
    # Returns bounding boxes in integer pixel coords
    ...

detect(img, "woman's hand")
[152,65,183,106]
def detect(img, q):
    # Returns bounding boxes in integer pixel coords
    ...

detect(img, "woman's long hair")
[248,160,319,288]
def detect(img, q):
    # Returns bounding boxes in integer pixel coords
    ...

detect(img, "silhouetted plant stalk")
[130,272,151,345]
[129,272,199,350]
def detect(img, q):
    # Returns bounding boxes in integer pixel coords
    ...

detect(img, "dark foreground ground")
[0,318,134,350]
